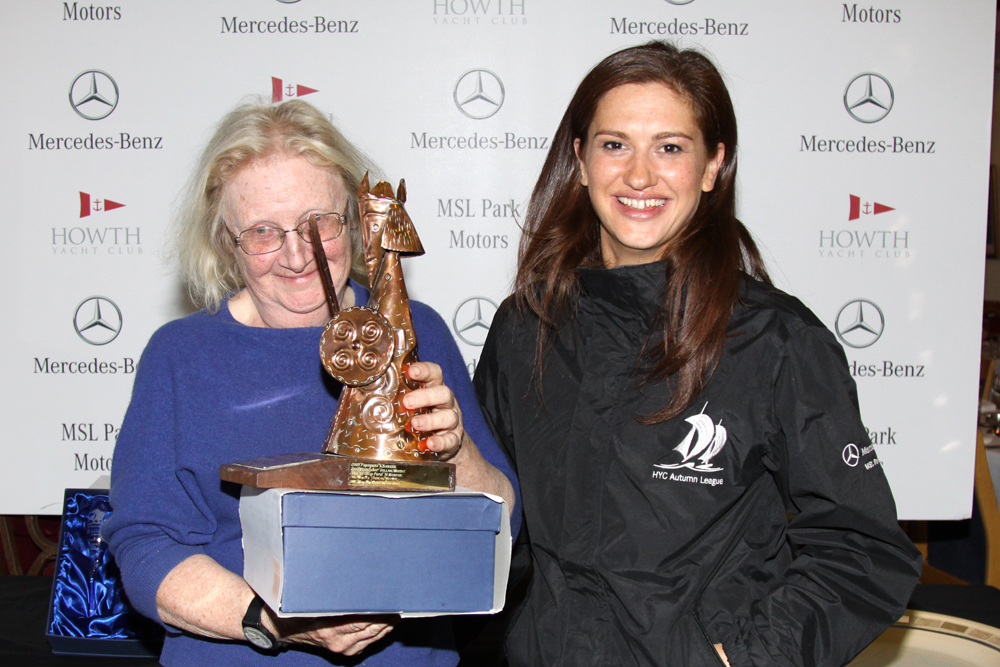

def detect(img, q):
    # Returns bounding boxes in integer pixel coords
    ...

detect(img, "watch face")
[244,626,273,650]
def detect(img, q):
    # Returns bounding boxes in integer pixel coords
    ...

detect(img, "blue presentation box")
[45,488,163,658]
[240,487,511,617]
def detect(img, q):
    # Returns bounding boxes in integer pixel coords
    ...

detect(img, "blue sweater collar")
[218,279,372,328]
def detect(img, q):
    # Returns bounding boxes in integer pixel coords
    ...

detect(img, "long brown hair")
[515,41,770,422]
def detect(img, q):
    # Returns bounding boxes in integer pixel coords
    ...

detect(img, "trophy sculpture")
[220,175,455,492]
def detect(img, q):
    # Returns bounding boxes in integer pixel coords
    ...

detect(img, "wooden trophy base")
[220,452,456,492]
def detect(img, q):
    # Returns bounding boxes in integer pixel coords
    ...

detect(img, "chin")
[274,292,328,314]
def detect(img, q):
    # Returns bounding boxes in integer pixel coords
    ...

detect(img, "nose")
[623,153,656,190]
[279,229,312,272]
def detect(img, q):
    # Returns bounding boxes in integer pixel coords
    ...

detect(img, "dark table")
[0,575,160,667]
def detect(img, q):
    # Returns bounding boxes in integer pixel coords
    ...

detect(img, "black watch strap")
[242,594,285,651]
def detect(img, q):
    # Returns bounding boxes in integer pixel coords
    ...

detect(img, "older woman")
[474,42,920,667]
[104,99,518,666]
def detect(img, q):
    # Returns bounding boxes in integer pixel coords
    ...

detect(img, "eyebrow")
[239,208,341,229]
[591,129,695,142]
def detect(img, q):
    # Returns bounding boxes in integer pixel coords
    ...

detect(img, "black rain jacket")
[474,262,921,667]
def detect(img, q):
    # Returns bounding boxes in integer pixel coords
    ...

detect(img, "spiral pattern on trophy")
[360,321,382,343]
[361,395,397,434]
[332,320,354,341]
[358,351,380,371]
[331,350,354,372]
[320,307,394,386]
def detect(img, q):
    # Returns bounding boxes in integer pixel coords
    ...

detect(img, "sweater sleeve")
[718,325,922,667]
[411,300,522,539]
[103,326,215,626]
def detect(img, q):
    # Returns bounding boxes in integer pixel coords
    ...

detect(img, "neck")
[229,285,355,328]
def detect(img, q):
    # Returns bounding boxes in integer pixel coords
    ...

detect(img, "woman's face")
[223,153,350,328]
[574,82,725,267]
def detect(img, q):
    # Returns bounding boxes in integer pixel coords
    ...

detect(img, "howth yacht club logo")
[79,192,125,217]
[271,77,318,103]
[849,195,893,221]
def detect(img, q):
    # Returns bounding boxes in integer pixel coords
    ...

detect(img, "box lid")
[281,492,502,532]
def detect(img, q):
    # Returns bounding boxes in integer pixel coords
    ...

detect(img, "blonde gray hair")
[176,98,377,311]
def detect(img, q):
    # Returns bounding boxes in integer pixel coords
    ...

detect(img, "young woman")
[474,41,920,667]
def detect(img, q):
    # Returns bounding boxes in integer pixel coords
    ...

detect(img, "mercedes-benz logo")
[69,70,119,121]
[275,0,301,3]
[454,69,505,120]
[835,299,885,349]
[843,73,894,124]
[842,443,860,467]
[74,296,122,345]
[452,297,498,346]
[665,0,695,4]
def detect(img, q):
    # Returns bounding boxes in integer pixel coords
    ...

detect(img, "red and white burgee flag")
[271,77,318,103]
[80,192,125,218]
[849,194,894,221]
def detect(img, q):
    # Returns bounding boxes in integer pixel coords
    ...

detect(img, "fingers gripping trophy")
[220,175,456,492]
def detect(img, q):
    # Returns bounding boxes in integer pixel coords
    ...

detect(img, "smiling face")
[222,153,350,328]
[574,82,725,268]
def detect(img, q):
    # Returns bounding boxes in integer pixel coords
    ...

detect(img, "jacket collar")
[577,261,668,327]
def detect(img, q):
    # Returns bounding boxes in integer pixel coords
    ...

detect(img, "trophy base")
[220,452,455,492]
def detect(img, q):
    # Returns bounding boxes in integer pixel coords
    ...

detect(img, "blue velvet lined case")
[45,489,163,657]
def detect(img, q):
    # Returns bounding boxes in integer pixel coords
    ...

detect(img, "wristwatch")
[242,594,285,651]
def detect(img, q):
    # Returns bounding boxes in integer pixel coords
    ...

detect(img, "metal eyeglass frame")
[232,210,347,256]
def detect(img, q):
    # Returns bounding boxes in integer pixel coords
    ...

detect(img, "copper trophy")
[220,175,455,492]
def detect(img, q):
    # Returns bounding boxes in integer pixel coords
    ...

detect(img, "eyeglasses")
[232,211,347,256]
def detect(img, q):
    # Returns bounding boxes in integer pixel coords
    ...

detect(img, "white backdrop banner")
[0,0,992,519]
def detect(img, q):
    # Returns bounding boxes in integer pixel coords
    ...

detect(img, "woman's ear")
[702,143,725,193]
[574,138,589,187]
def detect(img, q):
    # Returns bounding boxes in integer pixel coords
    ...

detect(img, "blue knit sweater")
[105,283,520,666]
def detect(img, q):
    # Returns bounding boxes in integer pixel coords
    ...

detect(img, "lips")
[617,196,666,210]
[275,268,319,283]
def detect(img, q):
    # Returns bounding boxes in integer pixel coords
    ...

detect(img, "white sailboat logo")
[654,403,727,472]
